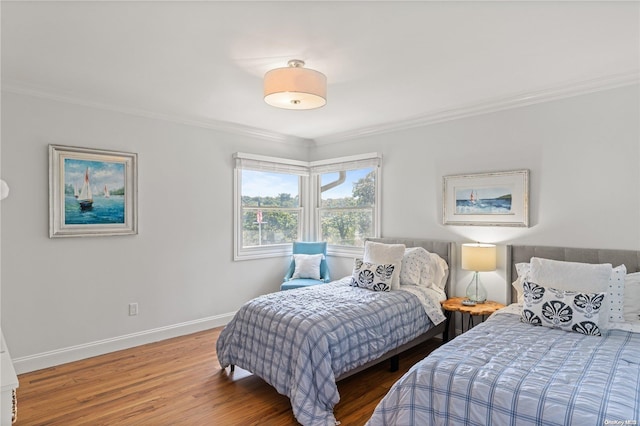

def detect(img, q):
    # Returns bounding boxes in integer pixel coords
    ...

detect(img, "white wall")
[0,92,308,372]
[313,85,640,304]
[2,85,638,373]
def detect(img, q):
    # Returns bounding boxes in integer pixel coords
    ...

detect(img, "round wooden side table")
[441,297,505,342]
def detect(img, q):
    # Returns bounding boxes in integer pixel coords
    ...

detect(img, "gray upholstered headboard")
[507,245,640,303]
[365,237,455,296]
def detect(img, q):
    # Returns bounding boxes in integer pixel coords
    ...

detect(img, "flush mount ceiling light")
[264,59,327,110]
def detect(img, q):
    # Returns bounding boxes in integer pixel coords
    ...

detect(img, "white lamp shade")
[264,61,327,110]
[461,243,496,272]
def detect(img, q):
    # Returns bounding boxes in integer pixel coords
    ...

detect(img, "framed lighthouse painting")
[49,145,138,237]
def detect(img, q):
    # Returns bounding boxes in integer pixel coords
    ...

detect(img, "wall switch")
[129,302,139,316]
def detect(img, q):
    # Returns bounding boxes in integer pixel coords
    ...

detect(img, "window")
[234,152,380,260]
[241,169,301,246]
[311,154,380,256]
[234,153,309,260]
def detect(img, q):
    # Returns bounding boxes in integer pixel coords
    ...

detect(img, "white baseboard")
[13,312,235,374]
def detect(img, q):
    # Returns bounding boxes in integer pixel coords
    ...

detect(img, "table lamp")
[461,243,496,304]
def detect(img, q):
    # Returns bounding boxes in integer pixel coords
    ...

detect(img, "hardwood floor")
[15,327,442,425]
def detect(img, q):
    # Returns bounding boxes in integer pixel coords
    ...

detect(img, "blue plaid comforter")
[216,278,434,426]
[367,309,640,425]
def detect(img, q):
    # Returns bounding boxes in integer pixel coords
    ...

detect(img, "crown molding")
[4,70,638,148]
[1,82,312,146]
[313,71,640,146]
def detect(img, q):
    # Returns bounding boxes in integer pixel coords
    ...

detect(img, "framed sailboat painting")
[442,169,529,227]
[49,145,138,237]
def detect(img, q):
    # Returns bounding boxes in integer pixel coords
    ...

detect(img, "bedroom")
[1,1,639,425]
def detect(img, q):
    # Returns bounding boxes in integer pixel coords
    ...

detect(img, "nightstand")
[1,331,18,426]
[441,297,505,342]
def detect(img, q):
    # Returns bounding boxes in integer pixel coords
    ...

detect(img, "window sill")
[234,244,291,261]
[327,245,365,259]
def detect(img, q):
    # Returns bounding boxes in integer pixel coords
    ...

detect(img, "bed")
[367,244,640,425]
[216,238,454,426]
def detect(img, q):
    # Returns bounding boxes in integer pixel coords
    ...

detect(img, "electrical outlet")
[129,302,139,316]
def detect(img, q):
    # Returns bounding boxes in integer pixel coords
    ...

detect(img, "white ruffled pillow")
[364,241,405,290]
[607,265,626,323]
[511,262,531,304]
[421,253,449,292]
[291,253,323,280]
[623,272,640,323]
[400,247,430,286]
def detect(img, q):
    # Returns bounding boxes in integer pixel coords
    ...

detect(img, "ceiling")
[2,1,639,143]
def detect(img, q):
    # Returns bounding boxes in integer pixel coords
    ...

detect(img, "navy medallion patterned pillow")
[521,281,605,336]
[350,258,395,292]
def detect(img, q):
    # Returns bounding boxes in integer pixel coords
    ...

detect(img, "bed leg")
[443,310,453,342]
[390,355,399,372]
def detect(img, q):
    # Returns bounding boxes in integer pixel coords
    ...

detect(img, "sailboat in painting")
[78,168,93,210]
[74,183,79,199]
[104,185,110,198]
[469,190,477,204]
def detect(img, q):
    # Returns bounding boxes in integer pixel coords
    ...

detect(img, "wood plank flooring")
[15,327,441,425]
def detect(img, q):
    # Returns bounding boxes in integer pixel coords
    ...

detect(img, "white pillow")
[529,257,613,331]
[291,253,323,280]
[511,262,530,304]
[623,272,640,323]
[364,241,405,290]
[400,247,430,286]
[607,265,626,323]
[421,253,449,292]
[529,257,613,294]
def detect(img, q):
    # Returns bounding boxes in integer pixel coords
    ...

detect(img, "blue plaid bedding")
[367,309,640,426]
[216,278,434,426]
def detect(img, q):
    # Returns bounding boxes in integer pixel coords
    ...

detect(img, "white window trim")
[311,153,381,258]
[233,152,381,261]
[233,153,310,260]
